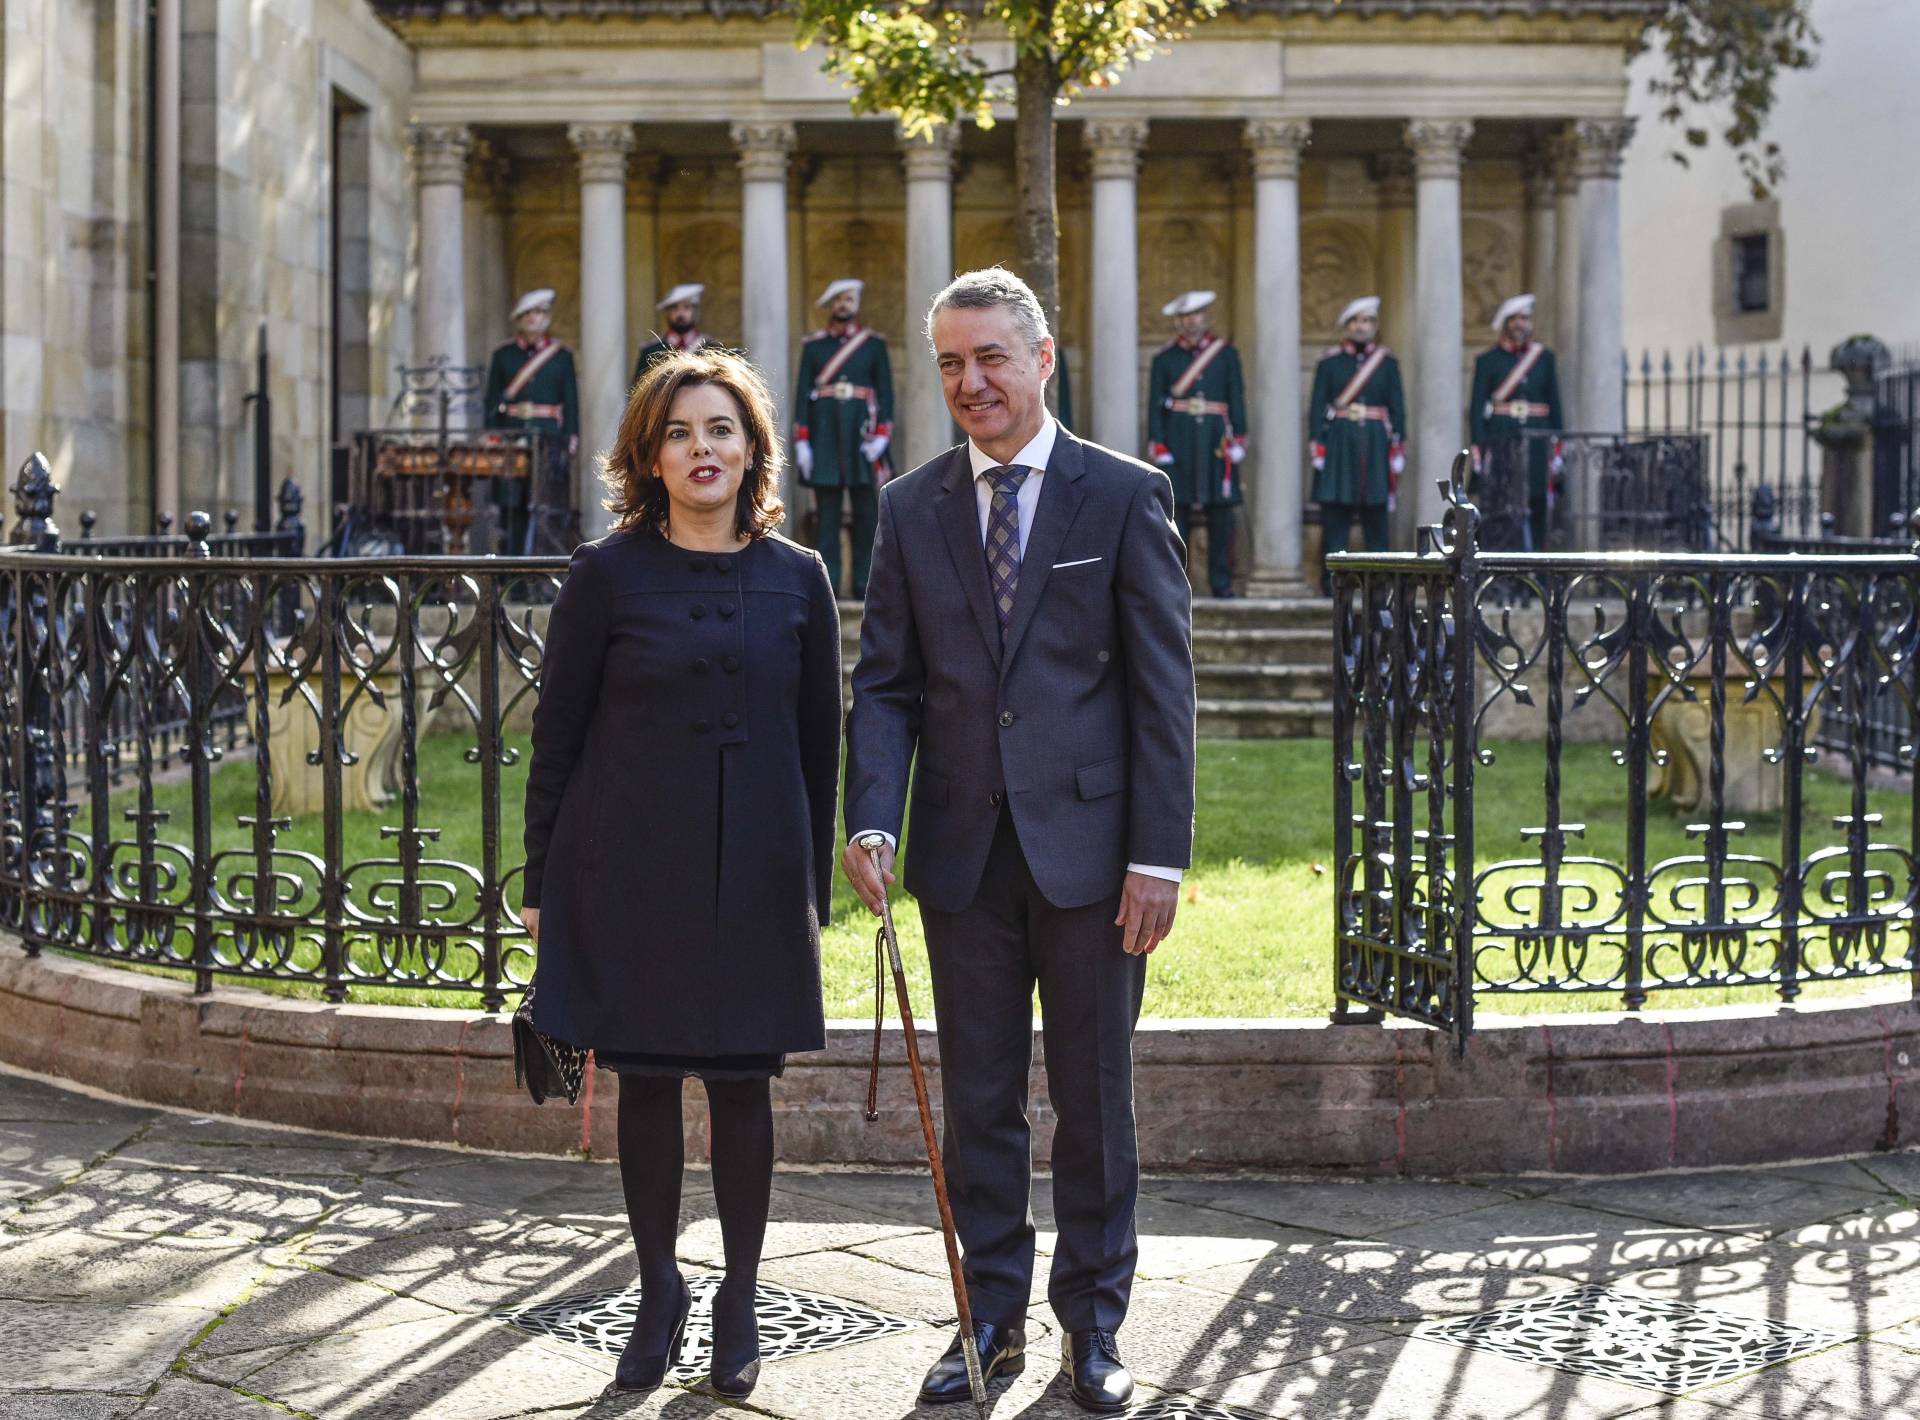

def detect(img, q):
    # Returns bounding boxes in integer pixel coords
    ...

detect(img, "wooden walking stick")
[859,833,989,1420]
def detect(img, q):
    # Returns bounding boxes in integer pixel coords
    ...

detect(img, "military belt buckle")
[825,381,858,400]
[1510,400,1534,419]
[1183,397,1209,417]
[1342,404,1367,422]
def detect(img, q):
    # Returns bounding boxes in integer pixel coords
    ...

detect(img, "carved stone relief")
[1461,215,1523,337]
[655,218,743,342]
[1298,217,1375,339]
[804,215,905,340]
[1139,215,1231,334]
[507,220,580,346]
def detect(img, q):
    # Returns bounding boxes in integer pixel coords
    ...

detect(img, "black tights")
[617,1074,773,1351]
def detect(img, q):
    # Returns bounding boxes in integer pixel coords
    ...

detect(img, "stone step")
[839,597,1336,640]
[1196,662,1334,701]
[1197,699,1336,739]
[1192,627,1333,665]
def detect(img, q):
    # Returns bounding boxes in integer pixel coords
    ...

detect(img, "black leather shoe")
[614,1276,691,1393]
[1061,1328,1134,1414]
[709,1278,761,1400]
[919,1321,1026,1404]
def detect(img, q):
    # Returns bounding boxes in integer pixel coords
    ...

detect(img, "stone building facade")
[3,0,1655,577]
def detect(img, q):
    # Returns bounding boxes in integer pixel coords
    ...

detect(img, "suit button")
[719,602,737,619]
[695,719,712,734]
[999,710,1014,727]
[692,658,710,673]
[715,555,733,572]
[723,655,740,673]
[690,605,706,620]
[989,790,1002,807]
[722,711,740,729]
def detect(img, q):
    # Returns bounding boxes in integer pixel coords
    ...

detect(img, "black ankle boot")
[615,1275,691,1393]
[708,1276,761,1400]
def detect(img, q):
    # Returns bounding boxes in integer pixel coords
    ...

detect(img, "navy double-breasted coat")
[520,528,840,1057]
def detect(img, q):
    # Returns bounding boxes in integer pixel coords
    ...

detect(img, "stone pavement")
[7,1065,1920,1419]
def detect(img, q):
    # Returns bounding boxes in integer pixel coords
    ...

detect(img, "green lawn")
[59,733,1914,1021]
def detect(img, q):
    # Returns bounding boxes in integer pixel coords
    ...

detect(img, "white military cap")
[1337,296,1381,328]
[1160,290,1217,318]
[656,282,706,310]
[1491,293,1536,331]
[816,278,865,306]
[510,288,555,319]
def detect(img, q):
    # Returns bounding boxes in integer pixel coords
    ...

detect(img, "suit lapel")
[1000,430,1089,673]
[935,449,1004,667]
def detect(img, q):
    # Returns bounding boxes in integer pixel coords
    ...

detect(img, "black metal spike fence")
[1331,456,1920,1053]
[0,454,556,1008]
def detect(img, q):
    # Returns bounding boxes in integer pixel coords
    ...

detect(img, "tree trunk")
[1012,51,1061,408]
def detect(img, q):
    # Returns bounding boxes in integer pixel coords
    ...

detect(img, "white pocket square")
[1052,557,1102,569]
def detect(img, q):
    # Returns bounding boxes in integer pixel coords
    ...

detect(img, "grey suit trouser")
[920,808,1147,1333]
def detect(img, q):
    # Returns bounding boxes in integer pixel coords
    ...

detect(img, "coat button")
[690,557,709,573]
[723,655,740,673]
[722,711,740,729]
[692,658,710,673]
[999,710,1014,727]
[690,605,706,620]
[989,790,1002,807]
[695,719,712,734]
[715,555,733,572]
[1097,650,1111,663]
[718,602,737,618]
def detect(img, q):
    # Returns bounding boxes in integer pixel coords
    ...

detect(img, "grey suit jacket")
[845,427,1197,914]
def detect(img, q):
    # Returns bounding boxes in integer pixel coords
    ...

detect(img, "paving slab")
[1153,1175,1517,1240]
[127,1377,291,1417]
[1379,1198,1765,1282]
[98,1134,381,1179]
[5,1163,348,1244]
[1178,1238,1577,1324]
[1684,1338,1920,1416]
[0,1074,154,1126]
[1129,1195,1314,1281]
[192,1260,452,1357]
[1855,1151,1920,1202]
[0,1229,269,1309]
[848,1230,1051,1308]
[760,1249,971,1325]
[674,1183,925,1266]
[0,1118,150,1188]
[0,1395,142,1420]
[1541,1170,1879,1238]
[1611,1234,1920,1336]
[1763,1159,1901,1198]
[315,1214,637,1314]
[2,1297,218,1392]
[1114,1280,1386,1389]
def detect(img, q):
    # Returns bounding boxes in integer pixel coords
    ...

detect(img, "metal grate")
[1416,1283,1849,1395]
[493,1270,920,1382]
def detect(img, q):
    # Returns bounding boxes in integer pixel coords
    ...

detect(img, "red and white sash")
[1169,335,1227,398]
[815,326,874,389]
[503,341,563,402]
[1332,345,1389,411]
[1491,342,1545,403]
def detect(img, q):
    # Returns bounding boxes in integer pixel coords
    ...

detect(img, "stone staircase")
[837,595,1335,739]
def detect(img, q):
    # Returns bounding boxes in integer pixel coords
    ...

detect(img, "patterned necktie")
[982,465,1030,639]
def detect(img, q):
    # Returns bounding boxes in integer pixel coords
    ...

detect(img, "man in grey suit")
[843,267,1197,1413]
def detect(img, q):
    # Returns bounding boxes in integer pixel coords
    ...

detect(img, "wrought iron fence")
[1473,432,1711,553]
[1331,456,1920,1052]
[0,457,553,1008]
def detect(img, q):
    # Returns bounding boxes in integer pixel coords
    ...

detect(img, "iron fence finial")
[1430,449,1480,559]
[185,511,212,558]
[9,453,59,551]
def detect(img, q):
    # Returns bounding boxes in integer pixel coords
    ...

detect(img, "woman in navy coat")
[520,349,840,1400]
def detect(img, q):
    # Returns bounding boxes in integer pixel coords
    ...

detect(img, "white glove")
[1311,441,1326,473]
[1150,443,1175,468]
[794,440,813,478]
[860,433,890,463]
[1390,449,1406,476]
[1226,439,1247,465]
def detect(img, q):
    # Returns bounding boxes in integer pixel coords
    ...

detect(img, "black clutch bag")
[512,981,588,1106]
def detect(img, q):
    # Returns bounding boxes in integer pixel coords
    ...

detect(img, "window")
[1731,233,1771,314]
[1713,201,1784,344]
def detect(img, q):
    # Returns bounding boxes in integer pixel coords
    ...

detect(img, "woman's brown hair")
[600,349,787,538]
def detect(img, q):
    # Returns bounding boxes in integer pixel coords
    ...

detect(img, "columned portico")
[1551,126,1582,414]
[1575,117,1634,436]
[1523,145,1558,345]
[1084,119,1149,455]
[899,124,958,470]
[409,123,471,374]
[1371,152,1419,549]
[1407,118,1472,528]
[733,121,797,510]
[569,122,634,536]
[1245,119,1310,590]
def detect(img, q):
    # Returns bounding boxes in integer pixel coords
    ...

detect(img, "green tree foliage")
[1640,0,1818,196]
[791,0,1224,342]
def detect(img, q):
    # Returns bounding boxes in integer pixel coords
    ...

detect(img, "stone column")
[463,140,508,368]
[570,123,634,536]
[1407,119,1473,528]
[1575,117,1635,435]
[1371,152,1420,548]
[1522,143,1558,344]
[408,124,472,374]
[1245,119,1311,591]
[899,124,959,470]
[733,121,797,509]
[1551,126,1581,415]
[1084,119,1149,455]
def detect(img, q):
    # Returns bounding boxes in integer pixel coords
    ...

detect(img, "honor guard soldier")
[1146,290,1248,598]
[1308,296,1406,591]
[792,278,894,599]
[633,282,711,384]
[483,288,578,554]
[1469,293,1565,551]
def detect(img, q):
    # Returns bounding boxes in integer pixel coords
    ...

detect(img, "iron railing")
[1331,456,1920,1052]
[1474,431,1711,553]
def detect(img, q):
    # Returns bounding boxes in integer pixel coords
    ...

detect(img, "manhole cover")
[1416,1283,1849,1394]
[494,1270,919,1381]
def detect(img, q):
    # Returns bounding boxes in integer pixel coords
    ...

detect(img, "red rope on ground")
[232,1016,251,1115]
[1662,1022,1679,1167]
[1539,1024,1558,1171]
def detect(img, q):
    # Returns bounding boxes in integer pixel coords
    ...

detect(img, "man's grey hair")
[925,267,1052,354]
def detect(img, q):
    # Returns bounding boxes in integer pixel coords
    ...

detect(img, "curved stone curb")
[1,947,1914,1174]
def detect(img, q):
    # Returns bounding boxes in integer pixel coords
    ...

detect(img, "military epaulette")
[803,329,830,343]
[1157,337,1183,352]
[1321,345,1345,359]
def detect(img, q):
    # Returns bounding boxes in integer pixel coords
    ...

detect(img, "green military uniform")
[482,337,578,555]
[1469,339,1564,551]
[632,329,710,386]
[1147,333,1248,597]
[1309,339,1407,578]
[793,322,893,597]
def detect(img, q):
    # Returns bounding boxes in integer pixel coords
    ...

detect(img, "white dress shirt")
[853,415,1182,885]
